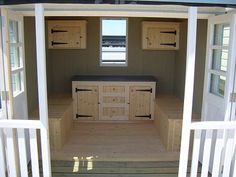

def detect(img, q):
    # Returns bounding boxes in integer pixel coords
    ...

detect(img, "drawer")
[103,107,125,117]
[103,86,125,93]
[103,96,125,104]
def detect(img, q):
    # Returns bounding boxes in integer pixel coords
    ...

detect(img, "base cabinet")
[129,86,153,120]
[75,85,98,120]
[72,81,156,121]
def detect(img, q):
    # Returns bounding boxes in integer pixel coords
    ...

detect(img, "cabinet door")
[129,86,152,120]
[142,22,179,50]
[146,27,159,49]
[51,26,81,48]
[76,85,98,120]
[48,20,86,49]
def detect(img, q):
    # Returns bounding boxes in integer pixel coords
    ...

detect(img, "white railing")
[180,121,236,177]
[0,119,51,177]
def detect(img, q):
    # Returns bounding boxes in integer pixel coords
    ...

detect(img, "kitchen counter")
[71,75,157,82]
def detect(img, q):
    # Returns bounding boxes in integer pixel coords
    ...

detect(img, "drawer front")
[103,86,125,93]
[103,96,125,104]
[101,107,126,120]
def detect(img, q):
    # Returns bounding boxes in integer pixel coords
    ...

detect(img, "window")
[100,18,128,66]
[209,23,230,97]
[9,19,24,96]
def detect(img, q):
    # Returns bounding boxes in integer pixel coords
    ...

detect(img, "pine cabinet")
[73,85,98,120]
[48,20,87,49]
[72,81,156,121]
[129,86,153,120]
[142,22,180,50]
[100,84,129,120]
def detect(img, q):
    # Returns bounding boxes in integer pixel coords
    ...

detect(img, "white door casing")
[1,9,28,121]
[0,15,8,120]
[201,13,236,173]
[202,14,236,123]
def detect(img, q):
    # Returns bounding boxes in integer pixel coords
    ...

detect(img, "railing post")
[0,129,6,177]
[35,4,51,177]
[178,7,198,177]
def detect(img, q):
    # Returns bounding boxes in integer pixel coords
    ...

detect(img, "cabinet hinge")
[136,88,152,93]
[230,93,236,102]
[135,114,152,119]
[1,91,9,101]
[51,29,68,33]
[75,88,93,92]
[51,41,68,46]
[160,30,177,35]
[160,42,176,47]
[76,114,92,118]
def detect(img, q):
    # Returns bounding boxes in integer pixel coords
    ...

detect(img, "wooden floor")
[51,122,180,161]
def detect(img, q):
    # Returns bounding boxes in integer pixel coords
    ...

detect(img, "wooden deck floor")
[51,122,180,161]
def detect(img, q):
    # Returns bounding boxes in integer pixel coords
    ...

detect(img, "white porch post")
[178,7,198,177]
[35,4,51,177]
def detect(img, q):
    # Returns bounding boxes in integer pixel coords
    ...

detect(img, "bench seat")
[155,95,200,151]
[30,94,73,150]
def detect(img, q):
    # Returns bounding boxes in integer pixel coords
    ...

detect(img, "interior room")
[25,16,207,161]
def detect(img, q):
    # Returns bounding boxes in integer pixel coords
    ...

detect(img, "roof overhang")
[2,3,235,19]
[0,0,236,7]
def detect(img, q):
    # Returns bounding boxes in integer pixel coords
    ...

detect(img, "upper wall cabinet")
[48,20,87,49]
[142,22,180,50]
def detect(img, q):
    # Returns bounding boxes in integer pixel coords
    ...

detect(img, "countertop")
[71,75,157,82]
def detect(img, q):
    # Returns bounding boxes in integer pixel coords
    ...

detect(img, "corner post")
[178,7,198,177]
[35,4,51,177]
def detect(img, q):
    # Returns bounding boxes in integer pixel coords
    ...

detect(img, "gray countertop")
[71,75,157,82]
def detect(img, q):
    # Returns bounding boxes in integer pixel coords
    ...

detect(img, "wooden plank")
[103,96,125,104]
[17,129,28,177]
[0,119,42,129]
[35,4,52,177]
[48,20,87,49]
[103,86,125,93]
[76,85,98,120]
[50,122,180,162]
[142,22,180,50]
[178,7,198,177]
[0,129,6,177]
[5,129,17,177]
[51,166,181,173]
[211,130,224,177]
[190,129,201,177]
[72,81,78,119]
[201,129,213,177]
[29,129,40,177]
[129,86,152,120]
[222,130,234,177]
[49,174,179,177]
[190,121,236,130]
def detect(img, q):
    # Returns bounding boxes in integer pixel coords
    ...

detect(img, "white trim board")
[4,4,229,18]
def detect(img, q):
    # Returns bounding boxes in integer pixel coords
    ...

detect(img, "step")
[50,160,182,168]
[35,160,203,177]
[52,174,179,177]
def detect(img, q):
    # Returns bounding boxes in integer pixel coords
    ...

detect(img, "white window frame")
[8,16,25,97]
[100,17,128,67]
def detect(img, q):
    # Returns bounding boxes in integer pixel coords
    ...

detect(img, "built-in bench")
[154,95,200,152]
[30,94,73,150]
